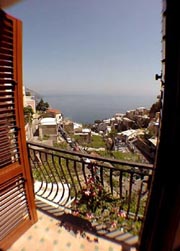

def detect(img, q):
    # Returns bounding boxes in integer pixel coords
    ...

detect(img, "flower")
[92,192,96,197]
[86,212,94,219]
[84,190,91,196]
[118,210,126,218]
[73,210,79,216]
[111,221,117,228]
[73,199,80,205]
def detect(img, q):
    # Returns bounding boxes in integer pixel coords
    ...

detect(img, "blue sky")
[7,0,161,97]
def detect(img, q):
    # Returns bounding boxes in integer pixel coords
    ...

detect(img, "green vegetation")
[72,177,143,235]
[53,142,69,150]
[56,133,142,163]
[24,106,34,124]
[107,128,117,139]
[42,134,50,140]
[36,98,49,112]
[31,144,146,236]
[112,151,142,162]
[74,135,106,148]
[87,135,106,148]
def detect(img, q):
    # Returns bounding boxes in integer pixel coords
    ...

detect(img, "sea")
[44,94,157,124]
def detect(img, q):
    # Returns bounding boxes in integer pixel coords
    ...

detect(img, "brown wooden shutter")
[0,9,37,250]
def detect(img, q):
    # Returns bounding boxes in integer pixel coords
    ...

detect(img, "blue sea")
[44,94,157,124]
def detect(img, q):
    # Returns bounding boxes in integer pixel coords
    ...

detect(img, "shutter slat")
[0,138,16,147]
[0,85,14,90]
[0,41,13,50]
[0,175,30,240]
[0,120,16,126]
[0,30,13,41]
[0,73,18,169]
[0,142,18,151]
[0,48,13,56]
[0,54,13,61]
[0,72,13,78]
[0,109,14,114]
[0,96,14,101]
[2,202,28,226]
[0,93,14,97]
[0,113,15,118]
[0,157,20,168]
[0,145,18,153]
[0,17,13,29]
[0,67,13,73]
[0,68,13,74]
[0,86,14,92]
[0,112,15,117]
[0,102,14,108]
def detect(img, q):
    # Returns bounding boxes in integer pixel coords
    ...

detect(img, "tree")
[24,106,34,124]
[36,98,49,112]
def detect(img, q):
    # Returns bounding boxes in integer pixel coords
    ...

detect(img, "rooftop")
[40,117,57,125]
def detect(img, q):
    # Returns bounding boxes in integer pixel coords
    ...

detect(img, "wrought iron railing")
[27,141,154,235]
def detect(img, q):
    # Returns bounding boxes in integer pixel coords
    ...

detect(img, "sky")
[6,0,162,97]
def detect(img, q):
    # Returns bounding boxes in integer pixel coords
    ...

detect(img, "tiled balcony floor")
[8,201,138,251]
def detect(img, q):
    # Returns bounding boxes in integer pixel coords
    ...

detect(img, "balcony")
[8,141,154,251]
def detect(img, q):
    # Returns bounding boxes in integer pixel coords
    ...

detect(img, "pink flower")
[86,213,94,219]
[111,222,117,228]
[118,210,126,218]
[84,190,91,196]
[92,192,96,197]
[74,199,79,205]
[87,177,94,184]
[73,210,79,216]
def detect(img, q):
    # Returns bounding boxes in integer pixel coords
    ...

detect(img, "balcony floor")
[7,201,138,251]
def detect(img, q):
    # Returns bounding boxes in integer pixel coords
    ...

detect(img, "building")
[38,117,58,142]
[46,108,63,124]
[23,86,36,112]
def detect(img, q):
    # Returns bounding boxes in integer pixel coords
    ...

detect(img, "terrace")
[8,141,153,251]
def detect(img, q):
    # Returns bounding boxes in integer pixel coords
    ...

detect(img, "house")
[74,127,91,143]
[117,129,137,142]
[38,117,58,142]
[38,109,63,142]
[23,86,36,113]
[46,108,63,124]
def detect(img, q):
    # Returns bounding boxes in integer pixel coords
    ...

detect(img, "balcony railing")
[27,141,154,238]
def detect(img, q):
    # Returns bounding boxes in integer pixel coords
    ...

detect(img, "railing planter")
[27,141,154,235]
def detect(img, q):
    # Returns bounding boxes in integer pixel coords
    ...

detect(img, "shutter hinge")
[155,73,165,86]
[155,73,162,80]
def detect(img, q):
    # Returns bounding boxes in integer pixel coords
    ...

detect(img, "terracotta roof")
[47,108,61,114]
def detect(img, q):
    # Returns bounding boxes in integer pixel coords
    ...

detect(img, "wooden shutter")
[0,9,37,250]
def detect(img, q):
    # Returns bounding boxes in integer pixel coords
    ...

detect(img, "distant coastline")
[44,94,157,124]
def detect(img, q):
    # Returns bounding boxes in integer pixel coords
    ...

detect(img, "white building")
[39,117,58,141]
[23,86,36,112]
